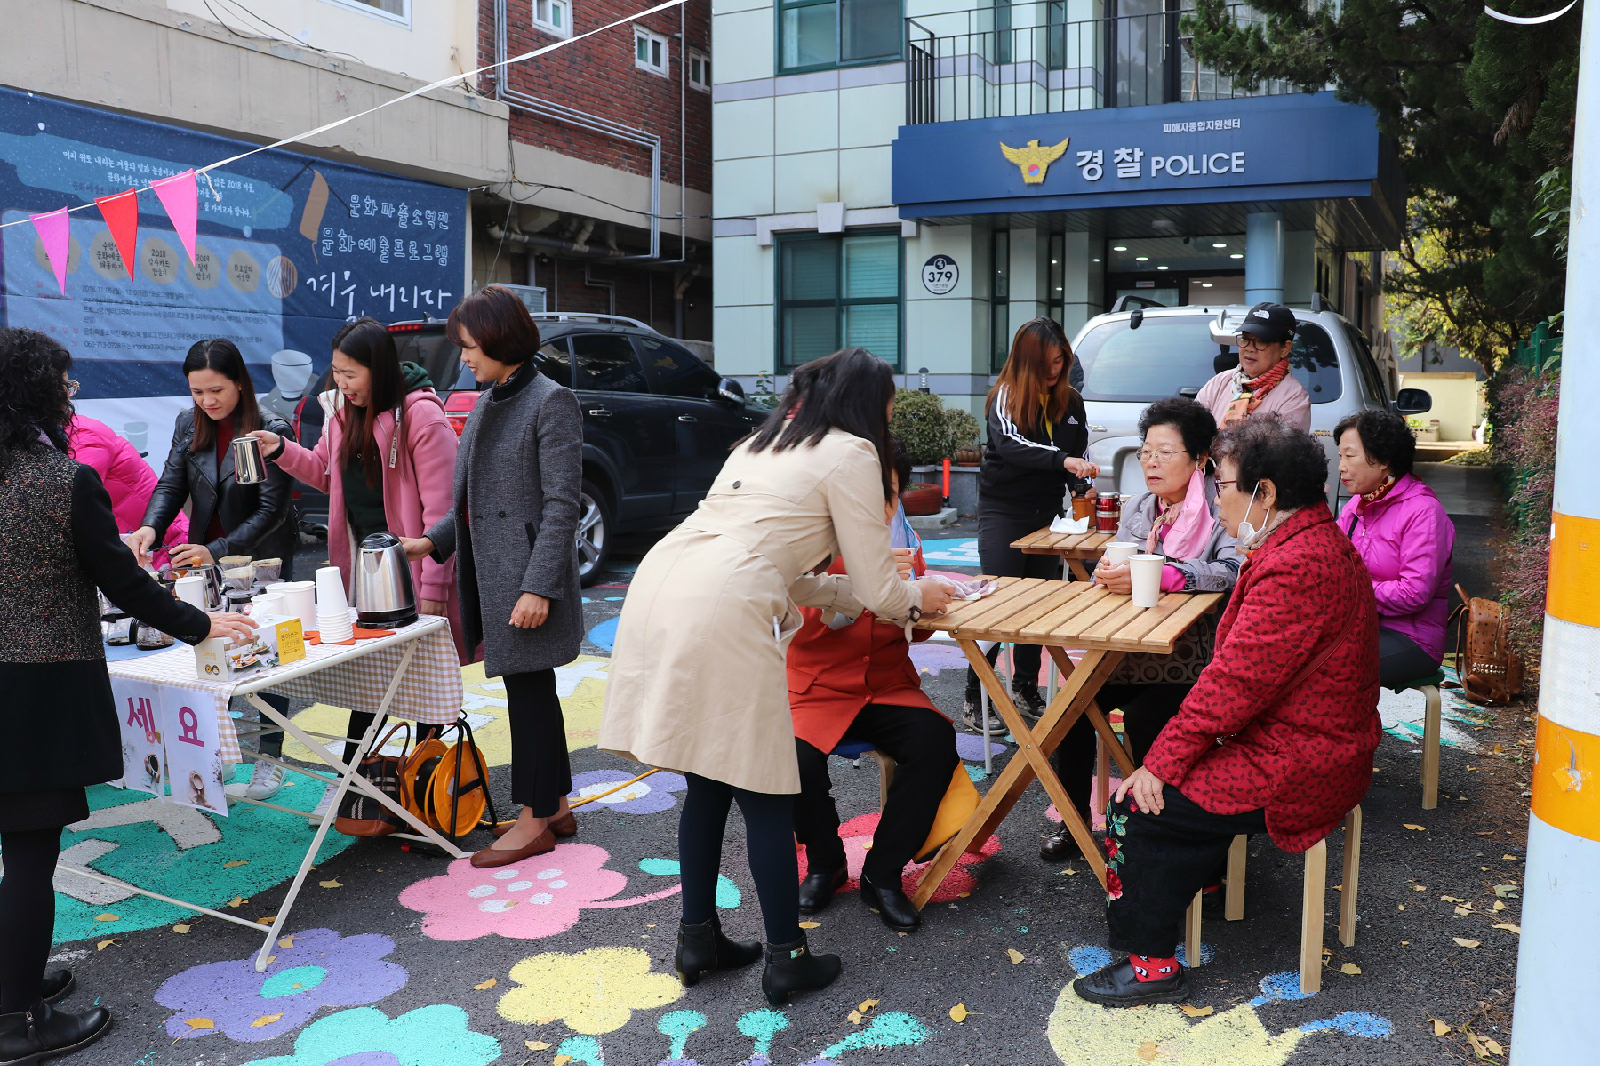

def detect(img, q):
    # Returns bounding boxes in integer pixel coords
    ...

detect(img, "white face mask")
[1235,482,1268,545]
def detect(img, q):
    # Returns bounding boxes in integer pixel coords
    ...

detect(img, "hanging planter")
[899,485,944,516]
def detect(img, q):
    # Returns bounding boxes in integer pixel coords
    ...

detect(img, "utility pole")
[1509,0,1600,1060]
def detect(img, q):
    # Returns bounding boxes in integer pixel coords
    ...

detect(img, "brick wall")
[481,0,711,192]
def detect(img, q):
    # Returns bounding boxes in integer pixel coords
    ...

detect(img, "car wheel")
[576,479,612,586]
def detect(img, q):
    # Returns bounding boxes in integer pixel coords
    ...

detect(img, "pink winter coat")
[271,387,468,663]
[68,415,189,558]
[1338,474,1454,662]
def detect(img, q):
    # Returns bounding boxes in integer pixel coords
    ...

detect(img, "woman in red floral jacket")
[1075,416,1380,1008]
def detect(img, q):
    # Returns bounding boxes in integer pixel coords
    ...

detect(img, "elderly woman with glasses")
[1074,416,1379,1007]
[1040,398,1244,861]
[1195,302,1310,433]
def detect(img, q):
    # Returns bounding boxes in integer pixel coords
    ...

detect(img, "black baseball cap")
[1237,302,1297,344]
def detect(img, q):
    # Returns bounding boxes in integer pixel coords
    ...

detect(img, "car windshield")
[390,330,465,392]
[1075,316,1342,404]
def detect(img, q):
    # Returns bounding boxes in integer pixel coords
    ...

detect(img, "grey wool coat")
[425,366,583,677]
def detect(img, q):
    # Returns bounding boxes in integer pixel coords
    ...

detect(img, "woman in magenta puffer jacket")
[67,414,189,564]
[1335,409,1455,686]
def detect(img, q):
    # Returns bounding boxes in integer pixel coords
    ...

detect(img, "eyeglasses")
[1214,479,1238,489]
[66,380,80,398]
[1237,336,1281,353]
[1136,448,1187,466]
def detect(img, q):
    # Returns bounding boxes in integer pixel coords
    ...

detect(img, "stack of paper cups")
[265,581,316,633]
[315,566,353,642]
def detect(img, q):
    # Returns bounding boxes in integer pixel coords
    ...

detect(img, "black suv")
[388,314,762,584]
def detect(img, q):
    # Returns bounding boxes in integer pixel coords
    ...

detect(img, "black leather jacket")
[143,408,299,565]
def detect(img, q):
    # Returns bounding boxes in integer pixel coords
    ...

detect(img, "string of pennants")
[28,170,199,295]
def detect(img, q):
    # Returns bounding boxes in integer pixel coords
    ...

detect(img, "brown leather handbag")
[1451,584,1524,704]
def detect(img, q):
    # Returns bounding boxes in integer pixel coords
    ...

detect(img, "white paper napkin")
[1050,513,1091,534]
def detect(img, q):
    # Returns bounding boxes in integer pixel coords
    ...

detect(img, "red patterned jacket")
[1143,504,1381,852]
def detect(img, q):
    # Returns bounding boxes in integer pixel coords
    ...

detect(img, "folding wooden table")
[1011,527,1116,580]
[910,577,1222,903]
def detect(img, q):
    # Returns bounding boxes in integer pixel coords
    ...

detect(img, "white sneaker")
[311,781,338,819]
[225,761,285,801]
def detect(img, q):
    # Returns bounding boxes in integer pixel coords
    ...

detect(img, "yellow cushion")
[914,765,981,863]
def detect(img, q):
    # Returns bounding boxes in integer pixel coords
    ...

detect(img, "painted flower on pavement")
[399,842,681,942]
[239,1004,500,1066]
[155,928,406,1043]
[568,769,688,815]
[497,947,683,1034]
[794,812,1000,903]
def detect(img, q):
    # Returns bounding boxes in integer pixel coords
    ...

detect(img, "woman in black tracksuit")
[968,317,1101,860]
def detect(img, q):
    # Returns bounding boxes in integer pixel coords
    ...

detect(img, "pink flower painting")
[794,812,1000,903]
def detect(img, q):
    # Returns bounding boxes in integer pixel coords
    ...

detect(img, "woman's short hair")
[1139,397,1218,459]
[1334,409,1415,479]
[1213,415,1329,510]
[447,286,540,367]
[890,436,913,498]
[0,328,73,460]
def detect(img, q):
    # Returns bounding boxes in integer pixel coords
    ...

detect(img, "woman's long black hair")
[183,338,264,452]
[331,317,404,488]
[0,328,73,473]
[746,348,896,500]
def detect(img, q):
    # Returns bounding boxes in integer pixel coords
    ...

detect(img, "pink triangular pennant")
[151,169,198,265]
[94,189,140,280]
[28,209,70,294]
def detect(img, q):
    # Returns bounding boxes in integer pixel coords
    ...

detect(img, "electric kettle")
[352,532,418,627]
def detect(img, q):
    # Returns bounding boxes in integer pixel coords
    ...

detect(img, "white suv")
[1070,299,1431,511]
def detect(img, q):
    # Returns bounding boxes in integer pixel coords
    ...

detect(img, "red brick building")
[471,0,713,341]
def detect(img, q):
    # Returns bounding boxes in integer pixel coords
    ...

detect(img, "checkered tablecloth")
[106,618,463,764]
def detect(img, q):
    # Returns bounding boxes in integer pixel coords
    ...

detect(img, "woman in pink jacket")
[66,414,190,564]
[251,318,464,772]
[1335,409,1455,685]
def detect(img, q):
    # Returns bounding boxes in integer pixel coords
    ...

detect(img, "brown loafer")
[492,811,578,838]
[470,829,555,867]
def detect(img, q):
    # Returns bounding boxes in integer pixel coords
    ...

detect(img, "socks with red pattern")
[1130,954,1180,981]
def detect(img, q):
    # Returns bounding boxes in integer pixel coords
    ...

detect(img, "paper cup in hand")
[1102,541,1139,567]
[1129,554,1165,608]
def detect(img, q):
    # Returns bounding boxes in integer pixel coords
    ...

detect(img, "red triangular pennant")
[94,189,140,279]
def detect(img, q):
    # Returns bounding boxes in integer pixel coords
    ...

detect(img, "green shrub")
[890,389,981,465]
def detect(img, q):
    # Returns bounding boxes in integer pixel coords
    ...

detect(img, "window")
[571,333,649,393]
[688,50,712,91]
[778,0,900,74]
[532,0,570,36]
[321,0,409,26]
[635,28,669,75]
[637,337,720,398]
[777,232,901,369]
[990,229,1009,371]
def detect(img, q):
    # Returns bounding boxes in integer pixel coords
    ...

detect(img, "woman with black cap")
[1194,302,1310,433]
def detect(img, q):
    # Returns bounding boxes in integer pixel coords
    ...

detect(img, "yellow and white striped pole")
[1510,2,1600,1059]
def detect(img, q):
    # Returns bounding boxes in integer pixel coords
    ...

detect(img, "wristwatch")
[907,605,924,623]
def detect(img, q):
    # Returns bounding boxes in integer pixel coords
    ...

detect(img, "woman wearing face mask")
[129,339,297,800]
[1039,398,1243,862]
[250,317,464,787]
[1074,416,1379,1008]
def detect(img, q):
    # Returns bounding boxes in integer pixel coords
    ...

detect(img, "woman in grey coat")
[402,287,584,869]
[1041,398,1244,861]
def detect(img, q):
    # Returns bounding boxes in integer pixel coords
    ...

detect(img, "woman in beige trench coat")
[600,348,953,1006]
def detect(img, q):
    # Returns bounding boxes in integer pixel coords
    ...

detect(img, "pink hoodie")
[271,387,467,663]
[1338,473,1455,661]
[68,415,189,559]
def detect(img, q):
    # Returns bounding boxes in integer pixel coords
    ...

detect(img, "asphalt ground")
[50,463,1528,1066]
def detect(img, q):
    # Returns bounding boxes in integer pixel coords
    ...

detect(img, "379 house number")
[921,254,959,295]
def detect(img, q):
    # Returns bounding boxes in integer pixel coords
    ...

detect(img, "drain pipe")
[584,262,617,316]
[493,0,661,259]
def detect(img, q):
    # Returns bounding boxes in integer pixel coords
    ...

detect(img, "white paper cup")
[314,566,350,616]
[174,575,208,610]
[1129,554,1165,608]
[266,580,316,632]
[1102,541,1139,567]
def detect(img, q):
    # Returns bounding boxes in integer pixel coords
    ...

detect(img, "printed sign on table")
[158,686,229,817]
[110,676,166,796]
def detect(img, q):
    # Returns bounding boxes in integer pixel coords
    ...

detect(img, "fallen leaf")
[227,896,246,908]
[1493,883,1519,898]
[1453,937,1481,948]
[1178,1003,1214,1017]
[1502,854,1519,862]
[93,913,119,923]
[1493,923,1521,934]
[799,921,821,929]
[1007,948,1025,965]
[1137,1042,1160,1061]
[96,939,118,951]
[1412,884,1428,892]
[251,1013,283,1028]
[223,859,249,868]
[1492,900,1506,912]
[473,978,497,990]
[1485,1037,1505,1055]
[319,879,342,889]
[1340,963,1362,975]
[1398,904,1406,911]
[172,924,191,934]
[1403,824,1426,831]
[1491,743,1504,755]
[1454,905,1472,918]
[948,1003,968,1023]
[1401,940,1411,946]
[1441,896,1467,903]
[858,999,879,1013]
[1433,1019,1453,1037]
[255,916,276,926]
[1466,1031,1489,1058]
[278,936,295,949]
[847,1010,863,1025]
[554,1056,573,1066]
[524,1042,551,1052]
[184,1018,215,1032]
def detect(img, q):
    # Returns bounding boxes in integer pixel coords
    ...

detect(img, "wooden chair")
[1184,805,1363,995]
[831,739,897,809]
[1392,669,1447,809]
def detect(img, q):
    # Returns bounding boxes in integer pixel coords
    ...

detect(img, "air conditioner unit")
[497,283,548,315]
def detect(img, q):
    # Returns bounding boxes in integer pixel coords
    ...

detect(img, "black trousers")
[794,703,959,882]
[1379,628,1441,688]
[678,774,798,945]
[0,827,62,1012]
[972,503,1062,692]
[501,669,571,817]
[1105,789,1267,958]
[1096,684,1190,768]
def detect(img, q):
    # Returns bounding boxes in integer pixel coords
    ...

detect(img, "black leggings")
[678,774,798,945]
[0,827,62,1012]
[972,503,1062,690]
[1379,628,1441,688]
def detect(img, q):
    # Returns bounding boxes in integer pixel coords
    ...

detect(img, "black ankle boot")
[674,916,761,987]
[761,933,842,1006]
[0,1000,112,1065]
[40,972,73,1005]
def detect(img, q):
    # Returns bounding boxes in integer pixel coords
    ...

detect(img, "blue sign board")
[892,91,1398,220]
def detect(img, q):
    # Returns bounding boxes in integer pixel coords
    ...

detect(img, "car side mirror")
[1395,387,1432,415]
[716,377,746,405]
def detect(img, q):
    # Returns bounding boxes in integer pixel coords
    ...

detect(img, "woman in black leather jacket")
[129,339,298,800]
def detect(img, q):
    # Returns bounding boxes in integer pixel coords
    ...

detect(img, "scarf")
[1146,468,1213,559]
[1360,475,1399,506]
[1220,358,1291,428]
